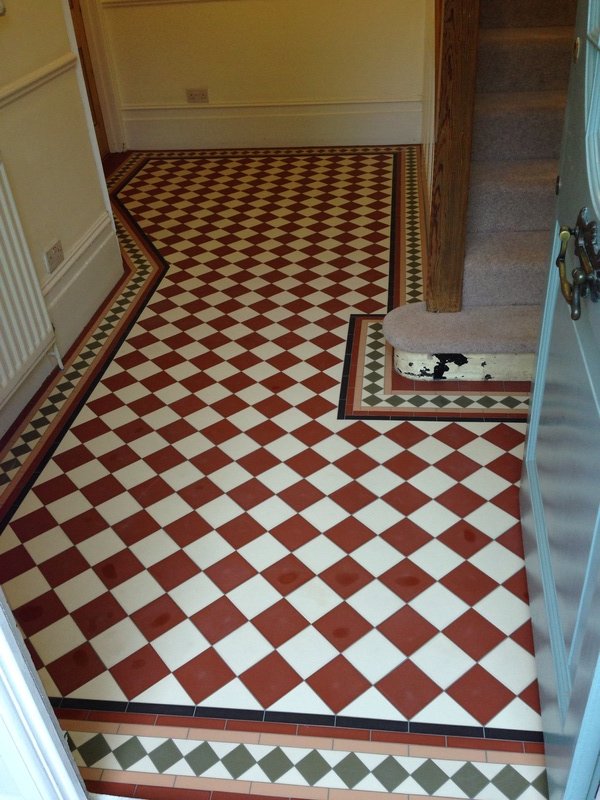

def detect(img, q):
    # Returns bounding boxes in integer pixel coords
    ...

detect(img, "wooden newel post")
[426,0,480,313]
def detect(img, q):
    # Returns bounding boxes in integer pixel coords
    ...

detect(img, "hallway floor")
[0,146,546,799]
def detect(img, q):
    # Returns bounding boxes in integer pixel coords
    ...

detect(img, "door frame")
[65,0,125,153]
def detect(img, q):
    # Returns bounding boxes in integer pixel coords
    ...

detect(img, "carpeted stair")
[384,0,577,380]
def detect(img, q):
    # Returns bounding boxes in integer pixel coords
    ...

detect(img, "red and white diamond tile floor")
[0,150,540,736]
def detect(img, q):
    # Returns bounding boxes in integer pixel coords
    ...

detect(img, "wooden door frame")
[426,0,480,312]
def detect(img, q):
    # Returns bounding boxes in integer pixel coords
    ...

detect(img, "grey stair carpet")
[384,0,575,364]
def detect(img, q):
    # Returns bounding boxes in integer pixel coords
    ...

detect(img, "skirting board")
[43,213,123,355]
[121,100,422,149]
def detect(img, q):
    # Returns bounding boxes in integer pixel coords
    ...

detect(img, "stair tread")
[383,303,541,355]
[465,230,550,268]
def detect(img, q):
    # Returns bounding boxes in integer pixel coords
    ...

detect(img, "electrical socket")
[186,87,209,104]
[44,240,64,274]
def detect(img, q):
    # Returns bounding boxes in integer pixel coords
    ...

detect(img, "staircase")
[383,0,577,381]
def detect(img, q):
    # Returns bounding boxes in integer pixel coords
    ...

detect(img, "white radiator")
[0,160,61,409]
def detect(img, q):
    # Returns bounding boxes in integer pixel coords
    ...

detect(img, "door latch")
[556,208,600,320]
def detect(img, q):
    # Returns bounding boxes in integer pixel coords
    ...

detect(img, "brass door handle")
[555,208,600,321]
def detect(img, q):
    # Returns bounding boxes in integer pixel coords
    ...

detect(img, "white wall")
[0,0,122,436]
[98,0,426,149]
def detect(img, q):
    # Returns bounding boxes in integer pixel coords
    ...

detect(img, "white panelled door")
[521,1,600,798]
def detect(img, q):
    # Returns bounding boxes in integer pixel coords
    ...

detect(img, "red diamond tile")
[271,515,320,550]
[254,396,293,418]
[443,610,506,660]
[179,477,223,508]
[94,549,145,590]
[433,423,478,449]
[338,422,380,448]
[380,519,433,556]
[148,550,200,591]
[314,603,372,651]
[307,655,371,714]
[71,417,111,443]
[174,648,236,703]
[228,479,273,511]
[46,643,107,696]
[377,661,442,719]
[190,447,232,475]
[38,547,89,587]
[71,592,128,639]
[13,590,68,637]
[33,474,77,505]
[303,372,337,395]
[496,523,525,557]
[296,396,333,420]
[491,486,520,517]
[447,665,515,724]
[129,476,174,506]
[286,450,329,478]
[434,452,481,481]
[111,644,171,699]
[329,483,377,514]
[377,607,438,656]
[0,545,36,583]
[98,444,140,474]
[128,394,165,417]
[241,652,303,708]
[114,510,161,546]
[238,448,280,477]
[81,475,126,506]
[53,444,95,473]
[503,567,530,603]
[324,518,374,553]
[165,512,212,547]
[157,419,197,444]
[191,597,246,644]
[253,599,308,647]
[520,681,541,713]
[319,556,373,599]
[379,560,435,602]
[334,451,379,479]
[279,480,325,512]
[482,424,524,450]
[383,451,429,480]
[382,484,430,516]
[10,507,58,541]
[487,453,522,483]
[169,394,205,418]
[145,445,186,473]
[87,393,125,417]
[113,418,154,443]
[217,513,266,549]
[292,421,331,447]
[246,420,286,446]
[438,522,491,559]
[262,554,314,596]
[441,562,498,606]
[205,552,257,594]
[199,419,241,445]
[511,621,535,654]
[384,422,429,448]
[436,485,485,517]
[132,595,186,641]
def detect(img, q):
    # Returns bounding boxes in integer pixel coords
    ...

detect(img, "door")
[521,1,600,798]
[68,0,110,158]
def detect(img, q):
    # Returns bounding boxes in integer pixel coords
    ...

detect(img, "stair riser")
[479,0,577,29]
[467,184,556,233]
[462,263,547,307]
[472,105,564,161]
[477,37,573,93]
